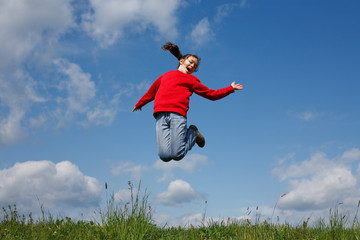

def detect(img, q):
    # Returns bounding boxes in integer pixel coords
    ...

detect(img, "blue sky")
[1,0,359,226]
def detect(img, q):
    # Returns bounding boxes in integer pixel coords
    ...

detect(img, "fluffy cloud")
[111,162,148,180]
[82,0,181,47]
[114,188,132,204]
[188,0,249,47]
[297,111,317,121]
[54,58,97,125]
[279,167,356,211]
[0,70,47,145]
[214,0,248,23]
[0,99,26,145]
[287,111,321,121]
[180,213,203,226]
[0,160,102,213]
[190,18,214,47]
[86,107,116,126]
[154,153,208,182]
[0,0,73,68]
[0,0,74,145]
[156,179,203,207]
[272,152,331,181]
[341,148,360,163]
[56,59,95,111]
[273,149,360,212]
[52,58,126,127]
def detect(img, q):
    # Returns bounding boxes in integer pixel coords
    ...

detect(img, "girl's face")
[178,56,199,74]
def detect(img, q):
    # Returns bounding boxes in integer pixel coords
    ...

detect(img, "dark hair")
[162,42,200,71]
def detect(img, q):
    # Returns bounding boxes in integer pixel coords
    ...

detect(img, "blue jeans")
[155,112,196,162]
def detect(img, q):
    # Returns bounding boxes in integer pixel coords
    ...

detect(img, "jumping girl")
[133,42,244,162]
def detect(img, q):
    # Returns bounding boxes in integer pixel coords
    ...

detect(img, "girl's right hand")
[132,106,142,112]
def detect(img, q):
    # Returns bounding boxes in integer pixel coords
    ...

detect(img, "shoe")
[189,125,205,148]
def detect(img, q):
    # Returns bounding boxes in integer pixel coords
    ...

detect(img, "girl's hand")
[231,82,244,90]
[132,106,142,112]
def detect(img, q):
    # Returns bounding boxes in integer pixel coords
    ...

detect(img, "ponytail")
[162,41,183,60]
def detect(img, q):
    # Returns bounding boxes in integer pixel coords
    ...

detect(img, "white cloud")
[0,160,102,214]
[190,18,214,47]
[181,213,203,226]
[188,0,248,47]
[341,148,360,163]
[154,153,208,182]
[52,58,126,128]
[0,0,74,68]
[272,152,331,181]
[214,0,248,23]
[273,149,360,212]
[156,179,203,207]
[0,70,45,145]
[82,0,181,48]
[279,167,356,211]
[29,114,47,128]
[111,162,148,180]
[298,111,317,121]
[53,58,120,128]
[275,153,296,166]
[54,58,96,115]
[85,84,132,126]
[114,188,132,204]
[44,57,124,128]
[0,107,26,145]
[0,0,74,145]
[215,4,232,23]
[86,107,116,126]
[153,213,173,226]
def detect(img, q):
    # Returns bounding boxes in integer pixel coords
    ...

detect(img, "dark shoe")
[189,125,205,148]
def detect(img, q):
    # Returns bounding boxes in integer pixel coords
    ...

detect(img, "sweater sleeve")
[135,77,161,109]
[193,80,235,101]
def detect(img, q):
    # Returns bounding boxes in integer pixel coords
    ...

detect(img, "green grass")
[1,182,360,240]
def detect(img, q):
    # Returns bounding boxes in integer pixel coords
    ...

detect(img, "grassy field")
[1,182,360,240]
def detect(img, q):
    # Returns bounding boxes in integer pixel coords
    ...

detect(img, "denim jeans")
[155,112,196,162]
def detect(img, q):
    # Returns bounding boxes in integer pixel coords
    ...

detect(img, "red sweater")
[135,70,235,118]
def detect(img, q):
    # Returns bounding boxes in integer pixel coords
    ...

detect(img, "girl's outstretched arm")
[231,81,244,90]
[132,76,162,112]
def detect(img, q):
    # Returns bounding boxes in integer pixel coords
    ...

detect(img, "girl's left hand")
[231,82,244,90]
[132,106,142,112]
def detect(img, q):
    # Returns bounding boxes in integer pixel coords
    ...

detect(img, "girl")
[133,42,243,162]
